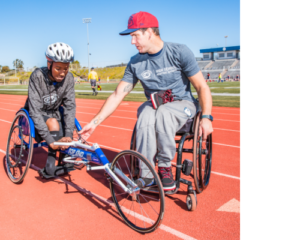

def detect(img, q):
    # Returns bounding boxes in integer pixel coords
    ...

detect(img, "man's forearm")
[197,86,212,115]
[91,91,124,126]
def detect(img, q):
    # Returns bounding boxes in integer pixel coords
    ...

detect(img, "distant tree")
[1,66,10,73]
[72,60,81,69]
[13,59,24,69]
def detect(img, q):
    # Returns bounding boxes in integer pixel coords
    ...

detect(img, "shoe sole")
[162,184,176,191]
[150,93,158,109]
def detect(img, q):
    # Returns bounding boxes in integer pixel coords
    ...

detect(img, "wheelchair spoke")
[140,194,159,216]
[139,193,160,202]
[123,156,133,180]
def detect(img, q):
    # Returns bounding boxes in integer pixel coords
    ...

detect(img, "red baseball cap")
[119,11,159,35]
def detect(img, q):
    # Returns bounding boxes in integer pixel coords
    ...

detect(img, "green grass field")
[0,81,240,108]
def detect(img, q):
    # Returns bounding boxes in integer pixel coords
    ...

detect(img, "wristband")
[202,115,213,122]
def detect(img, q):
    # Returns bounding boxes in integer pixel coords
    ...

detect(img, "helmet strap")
[48,61,54,80]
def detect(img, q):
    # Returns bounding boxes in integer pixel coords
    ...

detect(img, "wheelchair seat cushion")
[176,118,194,134]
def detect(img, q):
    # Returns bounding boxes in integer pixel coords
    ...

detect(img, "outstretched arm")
[78,81,135,140]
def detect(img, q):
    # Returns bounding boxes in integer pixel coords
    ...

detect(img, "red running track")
[0,95,240,240]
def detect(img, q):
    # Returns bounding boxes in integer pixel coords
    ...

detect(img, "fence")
[0,76,22,85]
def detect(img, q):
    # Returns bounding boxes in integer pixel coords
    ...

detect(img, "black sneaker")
[158,167,176,191]
[38,168,55,179]
[150,89,175,109]
[95,91,98,96]
[134,178,156,188]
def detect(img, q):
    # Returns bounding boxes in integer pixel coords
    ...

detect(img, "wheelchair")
[5,107,166,233]
[130,110,212,211]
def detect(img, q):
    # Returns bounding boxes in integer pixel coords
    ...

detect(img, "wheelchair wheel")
[5,111,33,183]
[110,150,165,233]
[193,114,212,193]
[186,193,197,211]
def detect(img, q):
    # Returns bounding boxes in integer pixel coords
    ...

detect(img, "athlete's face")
[130,30,151,53]
[47,62,70,82]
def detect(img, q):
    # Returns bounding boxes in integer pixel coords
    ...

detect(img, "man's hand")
[199,118,213,141]
[78,122,97,141]
[49,137,72,151]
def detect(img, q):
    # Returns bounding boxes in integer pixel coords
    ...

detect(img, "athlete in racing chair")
[24,42,76,179]
[79,12,213,191]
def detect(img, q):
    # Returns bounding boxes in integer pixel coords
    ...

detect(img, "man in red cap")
[79,11,213,191]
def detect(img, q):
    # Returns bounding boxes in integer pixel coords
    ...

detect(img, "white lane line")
[76,111,137,120]
[213,142,240,148]
[0,119,12,124]
[0,98,240,116]
[211,171,240,180]
[212,128,239,132]
[79,120,239,133]
[0,107,16,112]
[0,117,240,149]
[0,149,196,240]
[0,102,139,114]
[0,88,239,96]
[79,121,133,132]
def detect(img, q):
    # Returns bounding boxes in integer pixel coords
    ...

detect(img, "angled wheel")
[110,150,165,233]
[193,114,212,193]
[5,111,33,183]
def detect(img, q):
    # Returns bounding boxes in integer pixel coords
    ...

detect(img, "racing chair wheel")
[5,111,34,183]
[193,112,212,193]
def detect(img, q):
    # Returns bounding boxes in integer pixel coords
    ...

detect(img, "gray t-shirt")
[121,42,200,103]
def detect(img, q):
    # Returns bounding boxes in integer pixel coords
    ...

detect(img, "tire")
[109,150,165,233]
[186,193,197,211]
[5,111,33,184]
[193,114,212,193]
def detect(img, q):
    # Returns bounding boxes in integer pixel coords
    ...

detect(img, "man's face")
[48,62,70,82]
[130,30,151,53]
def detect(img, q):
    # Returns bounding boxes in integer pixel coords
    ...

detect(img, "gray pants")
[136,100,197,178]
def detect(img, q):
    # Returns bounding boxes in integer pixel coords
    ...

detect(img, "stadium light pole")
[224,35,228,50]
[83,18,92,77]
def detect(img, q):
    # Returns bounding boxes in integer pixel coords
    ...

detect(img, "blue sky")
[0,0,240,69]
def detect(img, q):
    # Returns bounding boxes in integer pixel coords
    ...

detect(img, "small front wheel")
[109,150,165,233]
[186,193,197,211]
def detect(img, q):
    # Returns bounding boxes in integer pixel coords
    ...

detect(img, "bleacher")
[197,60,211,70]
[233,60,240,69]
[206,59,236,70]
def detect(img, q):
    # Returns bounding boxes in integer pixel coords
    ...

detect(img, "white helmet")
[45,42,74,63]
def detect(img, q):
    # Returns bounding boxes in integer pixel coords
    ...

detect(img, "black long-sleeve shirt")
[24,67,76,145]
